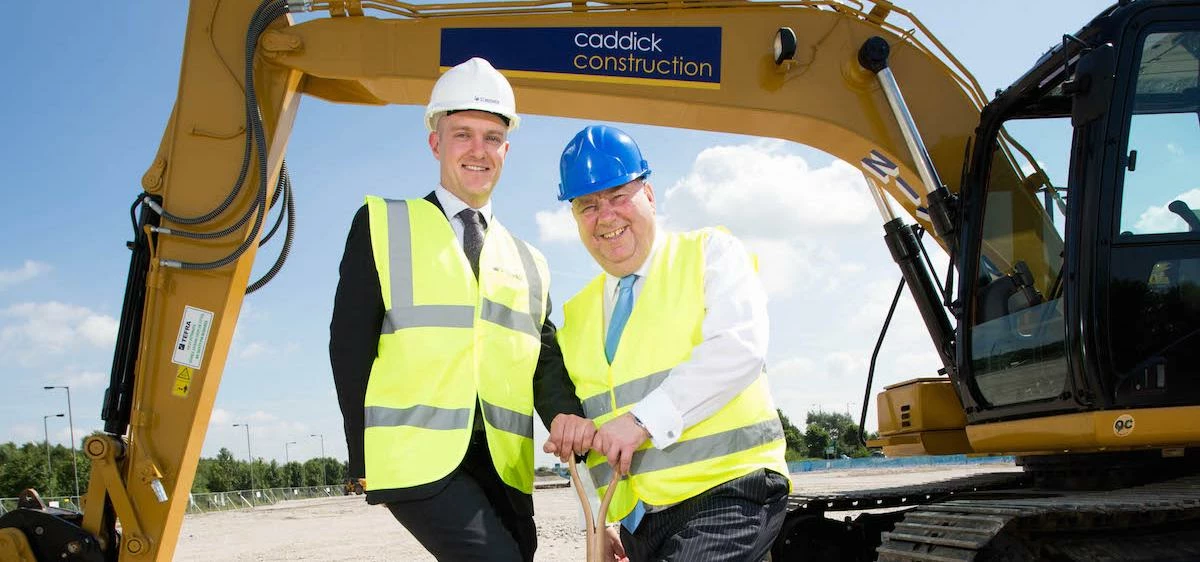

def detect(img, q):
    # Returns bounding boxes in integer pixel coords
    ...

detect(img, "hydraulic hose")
[858,277,906,447]
[247,162,295,294]
[162,0,290,271]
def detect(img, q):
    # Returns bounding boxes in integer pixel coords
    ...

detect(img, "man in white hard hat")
[330,57,595,562]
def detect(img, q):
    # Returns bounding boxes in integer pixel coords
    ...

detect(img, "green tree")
[4,441,352,497]
[319,457,344,486]
[776,409,805,453]
[804,424,831,458]
[777,408,813,461]
[262,460,284,489]
[804,411,878,458]
[0,443,50,497]
[192,458,213,493]
[209,447,240,492]
[303,458,338,486]
[249,458,271,490]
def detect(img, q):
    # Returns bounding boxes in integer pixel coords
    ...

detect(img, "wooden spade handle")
[569,456,621,562]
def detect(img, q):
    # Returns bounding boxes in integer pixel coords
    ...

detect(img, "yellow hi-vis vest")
[559,228,789,523]
[363,196,549,494]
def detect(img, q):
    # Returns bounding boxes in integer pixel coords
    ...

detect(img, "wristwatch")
[630,412,650,436]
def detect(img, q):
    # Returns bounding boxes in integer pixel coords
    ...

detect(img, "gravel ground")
[174,463,1021,561]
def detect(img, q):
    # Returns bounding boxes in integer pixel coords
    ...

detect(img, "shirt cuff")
[632,391,684,449]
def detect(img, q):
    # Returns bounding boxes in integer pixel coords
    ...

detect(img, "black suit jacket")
[329,192,583,511]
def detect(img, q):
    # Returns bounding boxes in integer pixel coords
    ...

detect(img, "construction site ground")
[174,463,1022,561]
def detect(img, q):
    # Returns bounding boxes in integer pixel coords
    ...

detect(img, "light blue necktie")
[605,275,637,364]
[605,275,647,532]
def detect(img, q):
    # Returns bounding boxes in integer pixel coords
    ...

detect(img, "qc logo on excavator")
[1113,414,1136,437]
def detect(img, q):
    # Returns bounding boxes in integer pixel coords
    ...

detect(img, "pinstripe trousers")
[618,469,790,562]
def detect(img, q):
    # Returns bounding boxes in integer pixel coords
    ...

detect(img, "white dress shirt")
[434,185,493,245]
[603,228,769,449]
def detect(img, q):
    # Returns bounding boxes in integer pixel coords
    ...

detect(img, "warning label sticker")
[172,306,213,370]
[173,365,194,398]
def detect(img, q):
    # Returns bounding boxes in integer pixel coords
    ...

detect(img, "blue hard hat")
[558,125,651,201]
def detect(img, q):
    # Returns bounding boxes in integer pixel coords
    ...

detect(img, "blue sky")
[0,1,1113,469]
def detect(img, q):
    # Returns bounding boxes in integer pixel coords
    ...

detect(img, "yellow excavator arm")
[2,1,1016,560]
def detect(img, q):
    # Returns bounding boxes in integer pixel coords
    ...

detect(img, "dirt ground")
[174,463,1020,561]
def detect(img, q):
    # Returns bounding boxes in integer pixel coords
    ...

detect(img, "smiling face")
[428,110,510,208]
[571,179,656,277]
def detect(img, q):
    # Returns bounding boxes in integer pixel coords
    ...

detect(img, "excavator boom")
[63,3,980,558]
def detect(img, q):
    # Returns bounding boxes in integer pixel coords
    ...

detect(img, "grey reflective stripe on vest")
[512,238,545,326]
[482,400,534,439]
[476,235,543,339]
[382,199,544,337]
[364,405,471,430]
[381,200,476,333]
[589,418,783,486]
[580,369,671,419]
[384,305,475,332]
[480,299,538,339]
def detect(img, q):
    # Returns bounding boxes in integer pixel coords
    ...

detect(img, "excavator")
[1,0,1198,560]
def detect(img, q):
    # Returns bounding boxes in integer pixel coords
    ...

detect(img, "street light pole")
[285,441,296,465]
[232,423,255,490]
[44,385,79,499]
[43,413,64,496]
[309,433,325,485]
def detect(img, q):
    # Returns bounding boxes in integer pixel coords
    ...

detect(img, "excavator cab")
[859,4,1200,558]
[958,2,1200,423]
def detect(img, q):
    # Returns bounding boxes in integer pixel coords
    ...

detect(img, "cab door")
[1099,12,1200,408]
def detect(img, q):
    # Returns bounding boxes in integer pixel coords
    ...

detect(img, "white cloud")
[0,302,118,364]
[210,409,232,425]
[46,369,107,389]
[249,410,278,423]
[8,423,39,444]
[740,236,847,299]
[662,142,874,238]
[653,142,882,301]
[1133,188,1200,234]
[79,316,118,347]
[767,354,875,424]
[239,342,269,360]
[0,260,51,290]
[1167,143,1184,157]
[535,205,578,244]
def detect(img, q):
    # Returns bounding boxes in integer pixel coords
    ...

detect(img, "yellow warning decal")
[173,365,194,398]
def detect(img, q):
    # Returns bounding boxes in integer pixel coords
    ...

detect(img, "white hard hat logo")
[425,57,520,133]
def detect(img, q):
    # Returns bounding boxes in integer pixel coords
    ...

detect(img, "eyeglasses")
[572,181,647,217]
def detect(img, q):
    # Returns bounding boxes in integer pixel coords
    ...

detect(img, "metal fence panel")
[184,485,338,514]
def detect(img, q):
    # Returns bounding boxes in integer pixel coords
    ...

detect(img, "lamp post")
[44,385,79,500]
[43,413,64,496]
[309,433,326,486]
[232,423,255,490]
[284,441,296,465]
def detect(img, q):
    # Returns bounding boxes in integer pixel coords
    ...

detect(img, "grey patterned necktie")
[457,208,485,278]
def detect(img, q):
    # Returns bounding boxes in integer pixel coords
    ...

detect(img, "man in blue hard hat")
[543,125,791,561]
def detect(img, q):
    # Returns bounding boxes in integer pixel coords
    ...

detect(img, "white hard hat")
[425,57,520,133]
